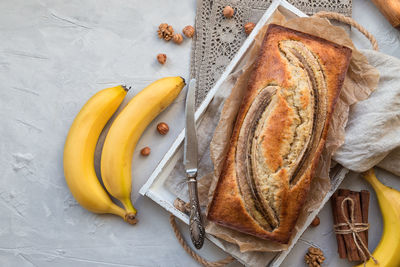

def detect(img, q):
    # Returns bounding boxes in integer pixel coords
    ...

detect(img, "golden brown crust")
[207,24,352,244]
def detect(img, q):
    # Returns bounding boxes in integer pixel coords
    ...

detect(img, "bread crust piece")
[207,24,352,244]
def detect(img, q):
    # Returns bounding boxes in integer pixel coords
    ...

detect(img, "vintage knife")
[183,78,205,249]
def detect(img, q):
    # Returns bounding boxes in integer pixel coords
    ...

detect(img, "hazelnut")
[310,216,320,227]
[223,6,234,18]
[157,53,167,65]
[182,25,195,38]
[157,122,169,135]
[140,147,151,156]
[173,33,183,44]
[244,22,256,35]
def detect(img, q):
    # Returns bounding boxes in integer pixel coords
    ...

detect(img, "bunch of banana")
[355,169,400,267]
[63,77,185,224]
[100,77,185,215]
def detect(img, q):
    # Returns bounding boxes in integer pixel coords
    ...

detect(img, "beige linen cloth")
[334,50,400,176]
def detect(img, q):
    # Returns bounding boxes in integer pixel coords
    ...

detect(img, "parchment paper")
[165,9,379,263]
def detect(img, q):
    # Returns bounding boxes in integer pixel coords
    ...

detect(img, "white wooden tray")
[140,1,349,265]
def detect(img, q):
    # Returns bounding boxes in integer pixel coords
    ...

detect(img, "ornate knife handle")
[187,173,205,249]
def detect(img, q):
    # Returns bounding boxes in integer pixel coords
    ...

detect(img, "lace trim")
[191,0,352,108]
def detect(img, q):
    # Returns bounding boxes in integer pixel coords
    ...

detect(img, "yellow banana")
[101,77,185,215]
[355,169,400,267]
[63,85,136,224]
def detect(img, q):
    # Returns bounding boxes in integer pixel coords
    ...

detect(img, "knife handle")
[187,177,205,249]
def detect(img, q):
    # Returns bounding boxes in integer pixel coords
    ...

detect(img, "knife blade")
[184,78,198,173]
[183,78,205,249]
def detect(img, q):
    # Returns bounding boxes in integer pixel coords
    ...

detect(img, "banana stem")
[362,169,384,192]
[121,199,137,225]
[124,212,137,225]
[109,204,137,225]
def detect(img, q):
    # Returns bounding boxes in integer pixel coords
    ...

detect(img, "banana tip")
[121,85,131,92]
[124,212,138,225]
[180,76,186,85]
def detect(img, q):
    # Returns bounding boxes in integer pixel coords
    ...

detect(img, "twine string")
[333,197,378,266]
[313,11,379,51]
[169,215,235,267]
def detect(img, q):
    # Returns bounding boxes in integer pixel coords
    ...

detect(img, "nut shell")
[140,147,151,156]
[223,6,234,18]
[157,122,169,135]
[173,33,183,44]
[157,53,167,65]
[182,25,195,38]
[244,22,256,35]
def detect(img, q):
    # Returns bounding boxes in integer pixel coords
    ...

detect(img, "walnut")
[157,53,167,65]
[173,33,183,44]
[223,6,234,18]
[311,216,320,227]
[305,247,325,267]
[140,147,151,156]
[157,122,169,135]
[244,22,256,35]
[158,23,174,41]
[182,25,195,38]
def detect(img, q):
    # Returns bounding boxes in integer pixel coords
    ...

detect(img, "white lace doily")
[191,0,352,107]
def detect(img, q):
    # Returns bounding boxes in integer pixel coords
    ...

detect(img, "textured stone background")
[0,0,399,266]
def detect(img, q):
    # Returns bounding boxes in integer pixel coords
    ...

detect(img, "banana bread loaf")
[207,24,352,244]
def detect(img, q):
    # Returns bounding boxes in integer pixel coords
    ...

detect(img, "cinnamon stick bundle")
[331,189,370,262]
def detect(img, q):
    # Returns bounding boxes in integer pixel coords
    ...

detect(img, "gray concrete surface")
[0,0,399,266]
